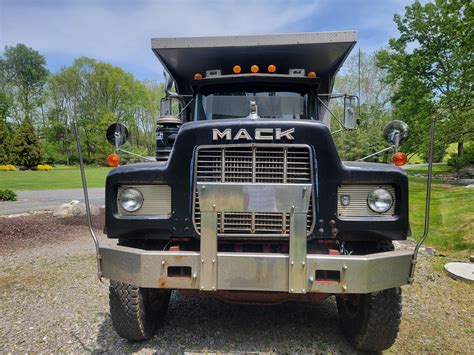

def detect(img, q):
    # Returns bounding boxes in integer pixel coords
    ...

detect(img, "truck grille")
[193,145,314,237]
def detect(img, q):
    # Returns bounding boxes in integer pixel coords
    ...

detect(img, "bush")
[37,164,53,171]
[448,146,474,171]
[0,164,16,171]
[0,189,16,201]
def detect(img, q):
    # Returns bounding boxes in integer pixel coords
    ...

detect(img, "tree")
[0,91,13,164]
[12,117,46,168]
[0,44,49,123]
[377,0,473,160]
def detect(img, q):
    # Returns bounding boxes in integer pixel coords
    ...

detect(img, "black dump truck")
[97,32,417,351]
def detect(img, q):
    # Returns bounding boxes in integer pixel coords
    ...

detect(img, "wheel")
[109,281,171,341]
[336,287,402,352]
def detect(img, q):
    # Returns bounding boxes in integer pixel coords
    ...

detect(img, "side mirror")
[343,96,357,129]
[383,120,409,149]
[106,123,129,148]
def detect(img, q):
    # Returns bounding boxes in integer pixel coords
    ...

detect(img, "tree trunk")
[457,142,464,157]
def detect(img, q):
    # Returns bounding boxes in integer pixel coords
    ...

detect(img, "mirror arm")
[117,148,156,162]
[357,146,394,161]
[316,96,345,130]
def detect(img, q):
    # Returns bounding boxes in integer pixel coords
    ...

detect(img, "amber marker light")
[267,64,276,73]
[307,71,317,78]
[233,65,242,74]
[193,72,203,80]
[392,152,408,166]
[250,65,259,73]
[107,153,121,167]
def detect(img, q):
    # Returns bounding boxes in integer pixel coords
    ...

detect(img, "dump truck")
[92,32,421,352]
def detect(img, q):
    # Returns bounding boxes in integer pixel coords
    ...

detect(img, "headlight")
[118,187,144,212]
[367,188,393,213]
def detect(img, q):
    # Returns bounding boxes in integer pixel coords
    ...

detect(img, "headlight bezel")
[118,187,144,212]
[367,188,394,214]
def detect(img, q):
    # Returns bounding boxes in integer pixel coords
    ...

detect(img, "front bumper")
[100,246,413,294]
[101,181,413,294]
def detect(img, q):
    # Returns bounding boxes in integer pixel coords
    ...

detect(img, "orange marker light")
[250,65,259,73]
[194,72,203,80]
[233,65,242,74]
[392,152,407,166]
[307,71,317,78]
[267,64,276,73]
[107,153,121,167]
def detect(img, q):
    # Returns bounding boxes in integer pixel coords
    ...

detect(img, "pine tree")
[12,117,46,168]
[0,120,12,164]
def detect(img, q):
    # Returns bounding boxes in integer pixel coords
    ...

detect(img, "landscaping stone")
[458,165,474,179]
[53,200,100,218]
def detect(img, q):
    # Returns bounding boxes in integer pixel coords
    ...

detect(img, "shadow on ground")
[93,292,357,353]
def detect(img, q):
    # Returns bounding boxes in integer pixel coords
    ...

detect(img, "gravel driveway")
[1,213,473,353]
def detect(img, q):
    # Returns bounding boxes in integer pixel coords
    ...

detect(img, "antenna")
[358,47,361,122]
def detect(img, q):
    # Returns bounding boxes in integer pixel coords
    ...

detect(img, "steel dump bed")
[152,31,356,95]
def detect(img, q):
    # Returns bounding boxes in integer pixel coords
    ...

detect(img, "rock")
[53,200,100,218]
[466,184,474,189]
[458,165,474,178]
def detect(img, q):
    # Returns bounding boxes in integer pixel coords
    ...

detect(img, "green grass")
[0,165,111,190]
[409,181,473,258]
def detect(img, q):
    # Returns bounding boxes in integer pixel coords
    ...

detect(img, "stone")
[444,262,474,284]
[53,200,100,218]
[458,165,474,178]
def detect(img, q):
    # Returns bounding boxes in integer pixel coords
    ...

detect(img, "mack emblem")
[212,128,295,141]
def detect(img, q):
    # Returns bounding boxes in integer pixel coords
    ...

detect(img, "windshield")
[194,91,313,120]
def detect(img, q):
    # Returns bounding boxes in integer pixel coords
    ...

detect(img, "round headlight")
[367,188,393,213]
[119,187,144,212]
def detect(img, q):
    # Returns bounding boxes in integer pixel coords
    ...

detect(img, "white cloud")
[1,0,319,77]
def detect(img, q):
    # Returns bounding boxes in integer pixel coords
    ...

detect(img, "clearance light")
[250,65,259,73]
[107,153,121,167]
[193,72,203,80]
[233,65,242,74]
[307,71,317,78]
[267,64,276,73]
[392,152,408,166]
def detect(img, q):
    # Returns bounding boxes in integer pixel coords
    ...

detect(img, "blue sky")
[0,0,415,82]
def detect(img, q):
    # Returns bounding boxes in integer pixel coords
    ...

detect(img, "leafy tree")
[0,92,13,164]
[377,0,473,160]
[12,117,46,167]
[0,44,49,123]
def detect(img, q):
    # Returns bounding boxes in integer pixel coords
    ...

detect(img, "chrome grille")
[194,145,314,237]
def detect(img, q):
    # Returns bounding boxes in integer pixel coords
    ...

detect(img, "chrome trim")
[192,143,316,237]
[117,185,172,216]
[337,184,396,219]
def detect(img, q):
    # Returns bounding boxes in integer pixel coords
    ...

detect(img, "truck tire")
[336,287,402,352]
[109,281,171,341]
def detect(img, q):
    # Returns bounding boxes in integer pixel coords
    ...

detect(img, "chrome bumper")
[100,246,413,294]
[101,182,413,294]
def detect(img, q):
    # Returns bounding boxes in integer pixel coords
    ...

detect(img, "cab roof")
[152,31,356,96]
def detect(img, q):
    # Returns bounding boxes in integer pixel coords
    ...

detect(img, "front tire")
[109,281,171,341]
[336,287,402,352]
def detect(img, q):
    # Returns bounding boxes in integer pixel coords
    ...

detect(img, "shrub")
[37,164,53,171]
[447,146,474,171]
[0,164,16,171]
[0,189,16,201]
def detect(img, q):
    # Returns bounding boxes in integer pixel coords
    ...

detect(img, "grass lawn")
[409,181,473,258]
[0,165,111,190]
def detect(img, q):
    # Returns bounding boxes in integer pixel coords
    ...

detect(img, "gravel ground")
[0,212,473,353]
